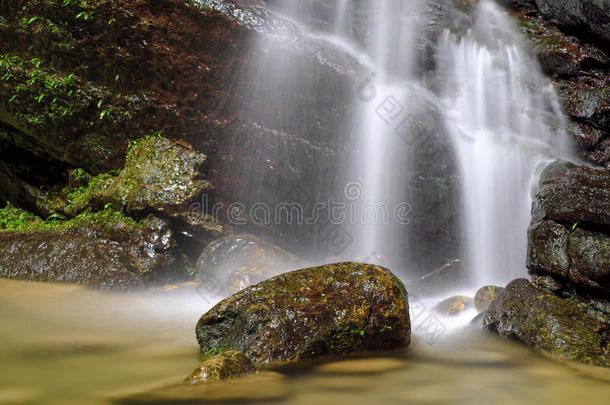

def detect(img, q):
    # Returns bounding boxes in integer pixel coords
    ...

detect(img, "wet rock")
[527,219,570,279]
[196,262,410,367]
[516,6,610,167]
[100,136,213,218]
[534,0,610,45]
[531,161,610,228]
[0,232,145,289]
[528,161,610,298]
[0,205,179,288]
[555,77,610,132]
[483,278,609,366]
[185,351,255,384]
[195,234,306,294]
[519,11,609,76]
[434,295,473,316]
[474,286,504,313]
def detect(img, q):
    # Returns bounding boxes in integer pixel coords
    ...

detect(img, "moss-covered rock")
[474,285,504,313]
[185,350,255,384]
[100,135,213,216]
[528,160,610,299]
[483,278,609,367]
[0,204,179,288]
[186,350,254,384]
[527,219,570,279]
[195,262,410,367]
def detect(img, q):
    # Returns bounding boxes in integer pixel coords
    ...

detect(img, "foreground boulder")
[196,262,410,367]
[186,351,254,384]
[483,279,609,367]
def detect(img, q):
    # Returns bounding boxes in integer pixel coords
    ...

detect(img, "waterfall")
[437,1,569,286]
[233,0,570,286]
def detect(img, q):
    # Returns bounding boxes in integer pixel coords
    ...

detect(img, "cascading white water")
[437,0,569,286]
[233,0,570,286]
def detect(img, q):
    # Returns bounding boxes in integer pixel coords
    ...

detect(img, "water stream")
[1,280,608,404]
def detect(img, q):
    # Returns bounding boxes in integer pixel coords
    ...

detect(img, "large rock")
[528,160,610,326]
[534,0,610,45]
[483,278,609,366]
[196,262,410,367]
[531,161,610,228]
[0,205,179,288]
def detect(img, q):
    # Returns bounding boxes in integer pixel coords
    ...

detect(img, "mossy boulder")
[0,204,179,288]
[100,135,213,217]
[483,278,609,367]
[474,286,504,313]
[195,262,410,367]
[33,134,219,233]
[185,351,255,384]
[195,234,305,294]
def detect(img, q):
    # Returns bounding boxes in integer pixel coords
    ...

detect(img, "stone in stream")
[195,234,305,294]
[195,262,411,367]
[482,278,610,367]
[186,351,255,384]
[434,295,474,316]
[474,286,504,313]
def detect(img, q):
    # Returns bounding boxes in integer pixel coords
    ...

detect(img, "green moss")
[0,202,141,234]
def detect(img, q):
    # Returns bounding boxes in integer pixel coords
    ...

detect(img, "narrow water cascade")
[437,0,570,286]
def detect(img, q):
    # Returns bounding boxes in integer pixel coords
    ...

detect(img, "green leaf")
[572,222,579,231]
[27,16,40,24]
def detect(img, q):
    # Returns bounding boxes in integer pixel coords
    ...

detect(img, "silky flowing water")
[1,280,608,405]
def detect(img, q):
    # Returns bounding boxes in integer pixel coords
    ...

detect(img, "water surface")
[0,280,608,404]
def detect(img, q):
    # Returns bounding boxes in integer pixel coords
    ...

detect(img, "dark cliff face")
[0,0,258,200]
[513,1,610,168]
